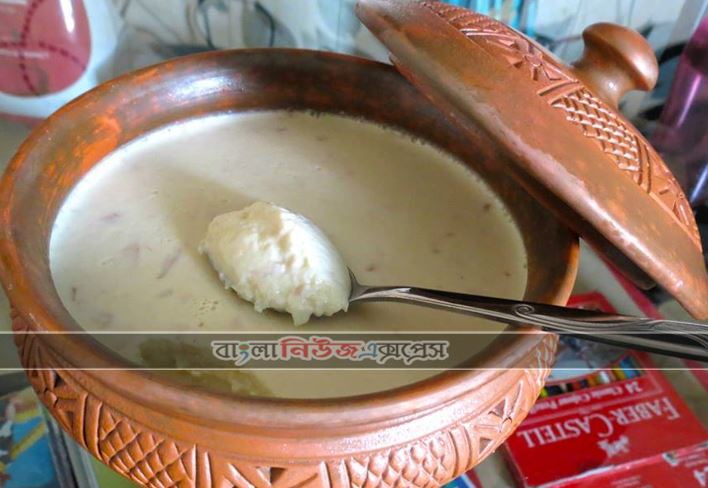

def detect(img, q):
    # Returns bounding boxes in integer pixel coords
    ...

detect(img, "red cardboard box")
[504,293,708,487]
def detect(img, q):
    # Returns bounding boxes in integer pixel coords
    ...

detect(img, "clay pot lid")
[356,0,708,319]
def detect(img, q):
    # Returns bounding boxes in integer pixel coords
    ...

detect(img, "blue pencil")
[525,0,537,37]
[510,0,521,29]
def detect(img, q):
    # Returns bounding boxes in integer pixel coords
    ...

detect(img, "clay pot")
[0,50,577,486]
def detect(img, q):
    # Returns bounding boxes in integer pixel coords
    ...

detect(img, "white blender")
[0,0,121,121]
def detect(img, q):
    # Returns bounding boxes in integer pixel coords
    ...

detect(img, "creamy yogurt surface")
[199,201,351,325]
[49,111,528,398]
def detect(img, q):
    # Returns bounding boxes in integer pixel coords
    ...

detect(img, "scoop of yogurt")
[199,202,351,325]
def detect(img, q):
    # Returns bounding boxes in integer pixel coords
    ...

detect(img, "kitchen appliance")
[0,0,121,120]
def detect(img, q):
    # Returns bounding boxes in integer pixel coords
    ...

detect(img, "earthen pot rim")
[0,49,578,432]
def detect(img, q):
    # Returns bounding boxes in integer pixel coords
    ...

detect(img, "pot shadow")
[151,165,252,269]
[149,166,300,330]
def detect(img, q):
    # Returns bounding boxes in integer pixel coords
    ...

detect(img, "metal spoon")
[202,202,707,361]
[348,270,708,361]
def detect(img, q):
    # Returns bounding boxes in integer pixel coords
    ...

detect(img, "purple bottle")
[652,18,708,208]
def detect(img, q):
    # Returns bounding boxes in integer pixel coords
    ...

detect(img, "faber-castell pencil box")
[504,292,708,488]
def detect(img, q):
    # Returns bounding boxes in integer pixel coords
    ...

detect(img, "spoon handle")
[351,286,708,361]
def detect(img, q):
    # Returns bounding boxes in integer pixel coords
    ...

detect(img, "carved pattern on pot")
[422,1,699,247]
[12,311,556,487]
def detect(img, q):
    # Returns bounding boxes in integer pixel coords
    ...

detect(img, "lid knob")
[571,23,659,108]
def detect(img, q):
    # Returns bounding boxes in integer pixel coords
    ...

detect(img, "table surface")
[0,118,29,369]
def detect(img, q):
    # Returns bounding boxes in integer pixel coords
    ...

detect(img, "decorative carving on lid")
[422,1,699,247]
